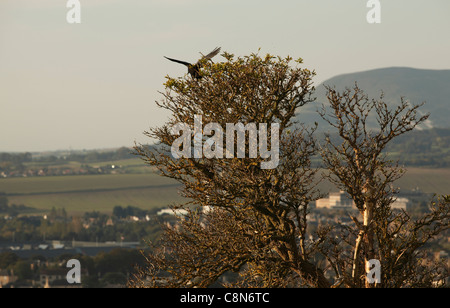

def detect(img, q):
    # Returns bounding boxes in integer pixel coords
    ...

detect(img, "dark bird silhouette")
[164,47,221,80]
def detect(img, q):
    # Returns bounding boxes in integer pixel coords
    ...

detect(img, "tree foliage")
[130,51,449,288]
[132,52,331,287]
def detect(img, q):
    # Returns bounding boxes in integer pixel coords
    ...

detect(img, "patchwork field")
[2,173,184,215]
[1,165,448,215]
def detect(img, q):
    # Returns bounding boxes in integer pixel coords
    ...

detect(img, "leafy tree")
[131,51,330,287]
[0,251,19,269]
[13,260,33,280]
[112,205,127,219]
[130,51,449,288]
[0,193,8,212]
[95,248,144,276]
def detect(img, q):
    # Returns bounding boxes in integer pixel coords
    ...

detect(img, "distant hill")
[295,67,450,130]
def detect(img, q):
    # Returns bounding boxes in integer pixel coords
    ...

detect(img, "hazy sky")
[1,0,449,152]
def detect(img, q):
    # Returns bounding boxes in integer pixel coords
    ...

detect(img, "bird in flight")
[164,47,221,80]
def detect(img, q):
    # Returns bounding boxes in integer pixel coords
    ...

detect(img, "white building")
[157,208,188,216]
[391,197,409,210]
[316,191,355,209]
[316,192,409,211]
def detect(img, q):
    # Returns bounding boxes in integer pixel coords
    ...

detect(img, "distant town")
[0,147,135,178]
[0,204,177,288]
[1,190,448,288]
[1,142,449,287]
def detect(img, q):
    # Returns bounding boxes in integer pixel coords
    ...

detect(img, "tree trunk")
[351,203,375,287]
[363,202,376,288]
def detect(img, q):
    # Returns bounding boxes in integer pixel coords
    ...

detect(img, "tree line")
[0,147,134,166]
[0,202,169,244]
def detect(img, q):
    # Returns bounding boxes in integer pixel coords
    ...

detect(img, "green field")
[1,173,184,215]
[1,167,448,215]
[2,173,169,195]
[22,157,151,174]
[317,167,450,196]
[394,168,450,194]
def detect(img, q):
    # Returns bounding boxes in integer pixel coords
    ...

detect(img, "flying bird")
[164,47,221,80]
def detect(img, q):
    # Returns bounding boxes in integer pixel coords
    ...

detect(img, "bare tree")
[318,84,449,287]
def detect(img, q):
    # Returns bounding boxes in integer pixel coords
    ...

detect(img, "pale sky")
[1,0,449,152]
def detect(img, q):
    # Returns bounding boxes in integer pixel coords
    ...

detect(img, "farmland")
[1,170,184,215]
[317,167,450,196]
[1,156,449,215]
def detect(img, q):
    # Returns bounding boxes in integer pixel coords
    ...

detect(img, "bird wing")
[164,56,191,67]
[201,47,221,61]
